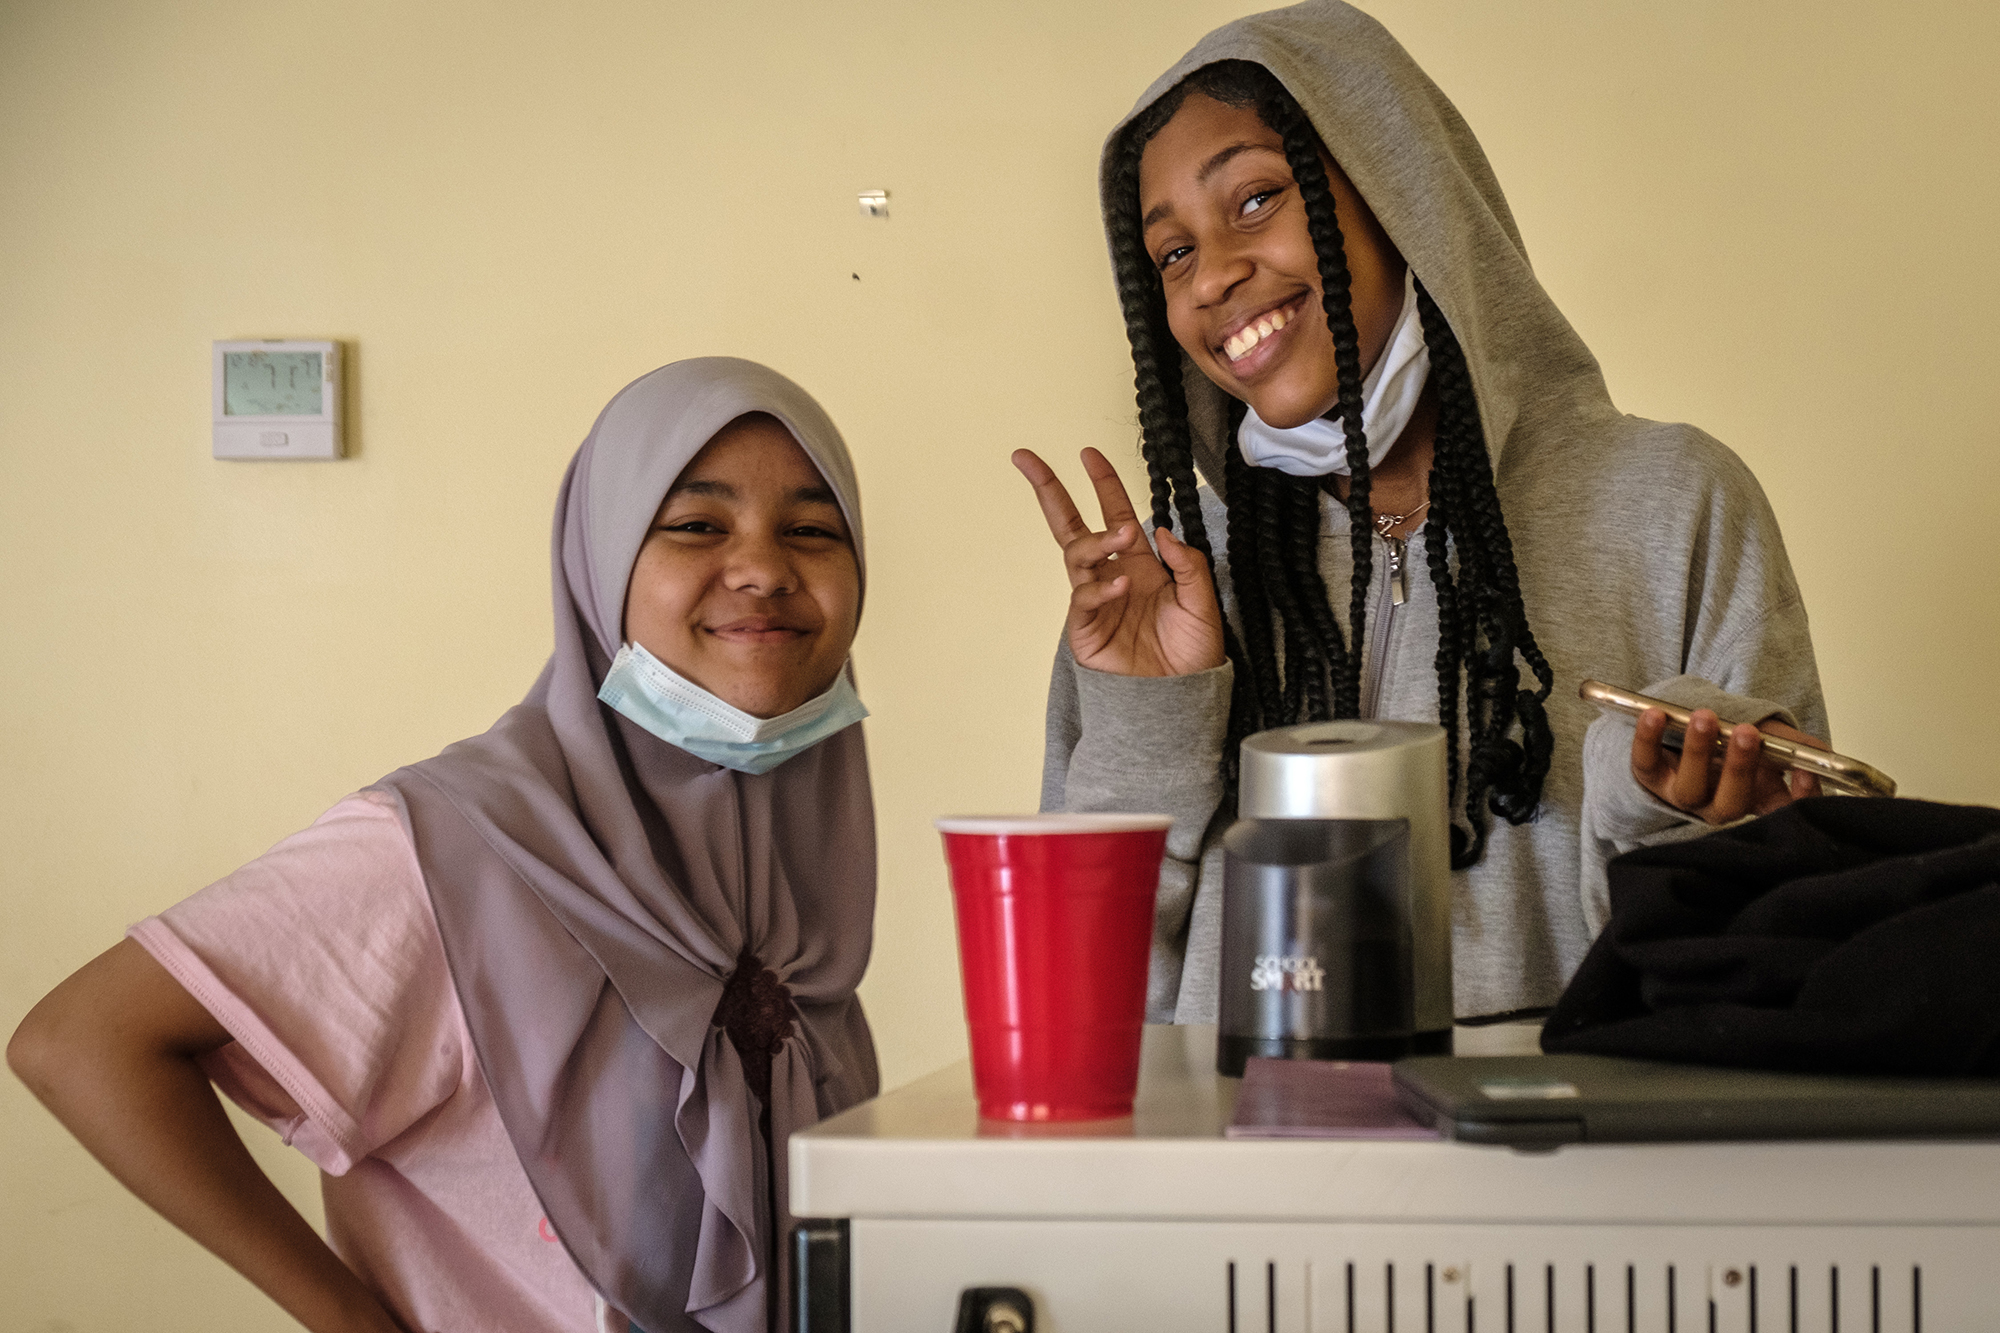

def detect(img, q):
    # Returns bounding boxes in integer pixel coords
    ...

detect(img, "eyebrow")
[665,479,841,507]
[1140,141,1287,232]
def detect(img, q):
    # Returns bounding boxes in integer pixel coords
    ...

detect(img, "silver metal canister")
[1219,720,1453,1076]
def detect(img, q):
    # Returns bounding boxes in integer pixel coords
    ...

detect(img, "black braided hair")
[1414,282,1556,861]
[1111,59,1555,868]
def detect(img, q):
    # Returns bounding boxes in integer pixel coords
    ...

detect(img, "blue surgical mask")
[597,641,868,775]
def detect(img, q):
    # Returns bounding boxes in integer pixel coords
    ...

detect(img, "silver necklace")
[1372,499,1431,539]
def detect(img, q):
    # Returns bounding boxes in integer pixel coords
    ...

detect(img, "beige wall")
[4,1,1996,1328]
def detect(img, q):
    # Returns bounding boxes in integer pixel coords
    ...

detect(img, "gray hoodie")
[1040,1,1826,1023]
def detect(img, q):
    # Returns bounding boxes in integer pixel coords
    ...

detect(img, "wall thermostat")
[212,340,342,459]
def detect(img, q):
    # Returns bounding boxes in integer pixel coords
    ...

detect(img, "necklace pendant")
[1372,499,1431,542]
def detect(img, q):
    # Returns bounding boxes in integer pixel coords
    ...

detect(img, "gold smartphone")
[1578,679,1897,798]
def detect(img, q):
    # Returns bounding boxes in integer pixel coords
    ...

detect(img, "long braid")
[1439,309,1557,821]
[1139,433,1174,535]
[1250,469,1313,721]
[1281,475,1338,719]
[1219,436,1273,775]
[1107,147,1206,550]
[1416,281,1555,864]
[1420,456,1466,852]
[1223,416,1280,737]
[1417,288,1500,859]
[1271,103,1372,719]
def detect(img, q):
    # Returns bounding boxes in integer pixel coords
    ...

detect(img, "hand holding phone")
[1576,680,1888,816]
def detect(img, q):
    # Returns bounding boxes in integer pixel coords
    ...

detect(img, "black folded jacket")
[1543,797,2000,1075]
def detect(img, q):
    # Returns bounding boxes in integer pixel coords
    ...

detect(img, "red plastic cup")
[937,813,1172,1121]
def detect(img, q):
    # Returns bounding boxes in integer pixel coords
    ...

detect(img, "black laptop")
[1391,1054,2000,1146]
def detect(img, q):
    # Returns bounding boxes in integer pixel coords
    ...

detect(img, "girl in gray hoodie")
[1016,1,1826,1025]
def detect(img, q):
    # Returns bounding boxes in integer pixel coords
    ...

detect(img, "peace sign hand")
[1012,447,1226,678]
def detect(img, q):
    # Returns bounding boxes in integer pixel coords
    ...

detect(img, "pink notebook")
[1226,1057,1443,1140]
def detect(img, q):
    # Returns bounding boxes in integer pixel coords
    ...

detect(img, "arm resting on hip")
[7,938,409,1333]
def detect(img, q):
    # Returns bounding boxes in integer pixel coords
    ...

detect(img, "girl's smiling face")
[622,413,860,719]
[1138,92,1406,429]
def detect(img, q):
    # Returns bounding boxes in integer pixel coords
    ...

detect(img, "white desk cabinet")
[790,1026,2000,1332]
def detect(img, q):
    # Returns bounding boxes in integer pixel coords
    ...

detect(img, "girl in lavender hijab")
[10,358,879,1333]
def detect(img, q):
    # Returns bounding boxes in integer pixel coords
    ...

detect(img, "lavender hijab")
[372,358,877,1333]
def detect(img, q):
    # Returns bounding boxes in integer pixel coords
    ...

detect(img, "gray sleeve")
[1577,672,1806,936]
[1039,637,1084,815]
[1039,636,1234,1021]
[1573,428,1827,940]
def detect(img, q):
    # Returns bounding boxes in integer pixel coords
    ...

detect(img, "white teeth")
[1224,307,1292,362]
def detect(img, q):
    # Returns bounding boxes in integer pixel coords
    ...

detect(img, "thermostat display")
[213,340,342,460]
[224,350,324,416]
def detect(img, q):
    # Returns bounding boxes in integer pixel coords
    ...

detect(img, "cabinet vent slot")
[1222,1257,1924,1332]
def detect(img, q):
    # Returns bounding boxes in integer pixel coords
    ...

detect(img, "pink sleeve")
[128,791,470,1176]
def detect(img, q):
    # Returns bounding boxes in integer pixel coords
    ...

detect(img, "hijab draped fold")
[372,358,877,1333]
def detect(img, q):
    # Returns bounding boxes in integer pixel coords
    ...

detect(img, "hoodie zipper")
[1360,532,1401,719]
[1385,533,1410,607]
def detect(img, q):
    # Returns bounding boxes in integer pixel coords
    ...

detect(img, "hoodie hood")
[1099,0,1620,493]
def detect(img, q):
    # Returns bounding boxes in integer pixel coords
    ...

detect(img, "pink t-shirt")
[130,791,610,1333]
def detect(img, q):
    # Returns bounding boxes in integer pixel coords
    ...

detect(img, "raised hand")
[1013,446,1226,678]
[1630,707,1824,824]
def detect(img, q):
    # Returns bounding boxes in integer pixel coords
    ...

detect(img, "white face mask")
[596,641,868,775]
[1235,267,1431,478]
